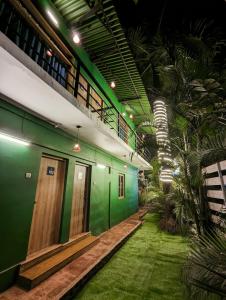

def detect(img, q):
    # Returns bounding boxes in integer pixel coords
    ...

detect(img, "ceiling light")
[73,143,81,152]
[73,125,81,152]
[122,112,126,117]
[0,132,30,146]
[110,81,116,89]
[47,10,58,26]
[72,31,81,44]
[129,114,133,119]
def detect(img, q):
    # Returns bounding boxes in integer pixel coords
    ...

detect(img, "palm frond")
[183,230,226,299]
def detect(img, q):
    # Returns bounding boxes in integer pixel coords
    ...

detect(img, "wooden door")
[28,156,66,255]
[70,164,89,238]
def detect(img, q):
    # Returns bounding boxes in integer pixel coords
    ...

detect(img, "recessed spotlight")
[72,31,81,44]
[47,10,58,26]
[110,81,116,88]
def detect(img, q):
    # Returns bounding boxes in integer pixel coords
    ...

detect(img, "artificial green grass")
[75,214,189,300]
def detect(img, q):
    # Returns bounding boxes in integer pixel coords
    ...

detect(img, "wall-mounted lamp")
[97,163,106,169]
[46,49,53,57]
[0,132,30,146]
[73,125,81,152]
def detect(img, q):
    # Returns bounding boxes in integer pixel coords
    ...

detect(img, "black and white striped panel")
[203,161,226,228]
[220,160,226,185]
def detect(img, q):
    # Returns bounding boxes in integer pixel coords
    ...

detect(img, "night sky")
[114,0,226,38]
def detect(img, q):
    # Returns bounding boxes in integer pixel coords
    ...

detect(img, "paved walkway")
[75,214,189,300]
[0,209,147,300]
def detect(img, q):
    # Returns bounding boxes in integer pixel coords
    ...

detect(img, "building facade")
[0,0,151,291]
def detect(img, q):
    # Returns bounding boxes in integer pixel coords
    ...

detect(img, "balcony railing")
[0,0,152,164]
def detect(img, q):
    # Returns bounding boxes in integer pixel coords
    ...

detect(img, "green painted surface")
[0,99,138,290]
[0,139,40,271]
[36,0,135,131]
[110,168,138,227]
[0,266,18,293]
[75,214,189,300]
[89,166,111,235]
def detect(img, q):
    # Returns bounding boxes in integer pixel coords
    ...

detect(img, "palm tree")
[126,11,226,297]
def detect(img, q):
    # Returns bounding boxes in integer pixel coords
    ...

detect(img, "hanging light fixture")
[73,125,81,152]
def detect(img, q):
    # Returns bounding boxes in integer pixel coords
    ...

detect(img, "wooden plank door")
[28,156,66,256]
[70,164,89,238]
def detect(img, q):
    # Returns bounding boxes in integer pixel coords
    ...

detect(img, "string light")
[154,98,173,183]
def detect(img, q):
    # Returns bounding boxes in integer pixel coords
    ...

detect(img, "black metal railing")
[0,0,152,164]
[0,0,69,88]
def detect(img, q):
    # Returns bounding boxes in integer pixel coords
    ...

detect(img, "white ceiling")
[0,42,150,169]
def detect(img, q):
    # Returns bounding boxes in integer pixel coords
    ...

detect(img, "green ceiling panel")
[51,0,153,128]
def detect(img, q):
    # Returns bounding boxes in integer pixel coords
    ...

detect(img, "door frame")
[73,161,91,232]
[42,153,68,243]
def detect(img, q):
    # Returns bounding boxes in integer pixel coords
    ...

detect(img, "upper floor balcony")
[0,0,151,169]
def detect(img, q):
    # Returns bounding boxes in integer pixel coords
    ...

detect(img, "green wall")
[0,99,138,291]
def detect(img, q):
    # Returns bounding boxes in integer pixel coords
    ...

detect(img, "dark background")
[114,0,226,38]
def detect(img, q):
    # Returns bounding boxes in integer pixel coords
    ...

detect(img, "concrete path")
[0,208,147,300]
[75,214,188,300]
